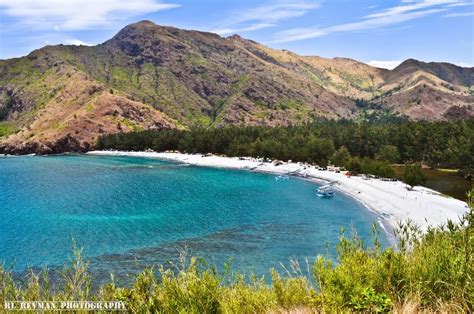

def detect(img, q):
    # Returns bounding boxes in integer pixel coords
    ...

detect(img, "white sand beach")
[87,150,469,237]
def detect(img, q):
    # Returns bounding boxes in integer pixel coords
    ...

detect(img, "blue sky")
[0,0,472,68]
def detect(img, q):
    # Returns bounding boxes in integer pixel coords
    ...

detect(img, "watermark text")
[4,301,126,311]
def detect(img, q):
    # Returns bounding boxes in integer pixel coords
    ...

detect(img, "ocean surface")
[0,155,386,283]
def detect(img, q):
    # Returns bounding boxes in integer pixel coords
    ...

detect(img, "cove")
[0,155,386,282]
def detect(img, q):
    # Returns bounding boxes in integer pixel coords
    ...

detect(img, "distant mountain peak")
[226,34,244,41]
[117,20,161,34]
[391,58,473,86]
[394,58,423,69]
[134,19,157,26]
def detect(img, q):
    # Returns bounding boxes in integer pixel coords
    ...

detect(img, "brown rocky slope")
[0,20,472,154]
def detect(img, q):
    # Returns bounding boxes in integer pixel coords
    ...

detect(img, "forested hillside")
[98,119,474,171]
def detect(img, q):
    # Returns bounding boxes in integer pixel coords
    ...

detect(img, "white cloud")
[64,39,94,46]
[446,2,473,7]
[236,1,320,23]
[369,60,473,69]
[211,1,320,36]
[270,0,467,43]
[0,0,180,30]
[444,11,474,17]
[455,62,473,67]
[366,0,458,19]
[213,23,276,36]
[368,60,403,69]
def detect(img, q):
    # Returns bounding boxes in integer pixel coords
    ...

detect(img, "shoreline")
[87,150,468,240]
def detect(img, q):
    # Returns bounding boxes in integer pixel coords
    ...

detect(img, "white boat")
[275,175,290,181]
[316,183,336,197]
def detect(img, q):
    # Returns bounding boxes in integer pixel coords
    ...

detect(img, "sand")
[87,150,469,238]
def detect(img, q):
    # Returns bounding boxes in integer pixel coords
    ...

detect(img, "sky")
[0,0,472,68]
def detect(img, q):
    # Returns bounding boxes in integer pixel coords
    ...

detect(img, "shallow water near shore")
[0,155,386,284]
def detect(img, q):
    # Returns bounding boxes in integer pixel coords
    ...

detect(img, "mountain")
[1,20,473,154]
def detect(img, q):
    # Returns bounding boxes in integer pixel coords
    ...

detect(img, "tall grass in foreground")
[1,190,472,313]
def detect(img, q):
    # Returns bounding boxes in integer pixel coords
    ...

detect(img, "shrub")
[346,157,395,178]
[404,163,427,190]
[376,145,400,163]
[331,146,351,166]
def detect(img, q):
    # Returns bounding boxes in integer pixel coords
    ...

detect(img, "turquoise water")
[0,155,385,282]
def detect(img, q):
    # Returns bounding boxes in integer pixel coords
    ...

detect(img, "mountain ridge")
[0,20,473,154]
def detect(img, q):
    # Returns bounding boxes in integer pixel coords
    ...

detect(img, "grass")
[0,121,16,137]
[85,102,96,114]
[274,99,303,111]
[1,190,472,313]
[51,121,68,131]
[187,53,208,66]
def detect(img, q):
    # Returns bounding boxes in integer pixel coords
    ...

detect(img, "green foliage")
[273,99,303,110]
[0,191,472,312]
[404,163,427,189]
[346,157,395,178]
[345,157,362,174]
[314,191,473,312]
[331,145,351,166]
[97,120,474,170]
[350,287,392,312]
[0,92,14,120]
[376,145,401,163]
[60,241,91,300]
[0,122,16,137]
[0,107,7,120]
[354,98,382,110]
[270,270,313,309]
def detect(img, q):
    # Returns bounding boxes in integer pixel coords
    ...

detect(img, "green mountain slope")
[0,20,473,154]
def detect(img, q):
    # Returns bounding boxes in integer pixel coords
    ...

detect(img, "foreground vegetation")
[1,191,472,313]
[97,120,474,174]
